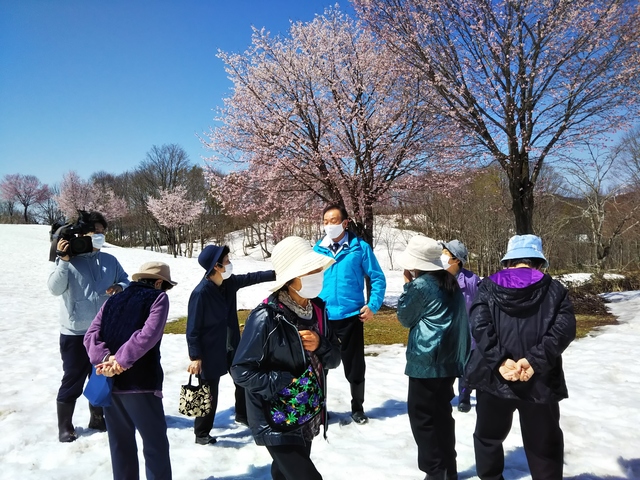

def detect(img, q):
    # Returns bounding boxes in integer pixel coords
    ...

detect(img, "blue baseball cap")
[500,235,548,268]
[440,239,469,266]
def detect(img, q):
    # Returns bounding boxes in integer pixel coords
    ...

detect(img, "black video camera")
[48,210,95,262]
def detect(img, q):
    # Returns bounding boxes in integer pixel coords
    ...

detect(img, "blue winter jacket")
[314,233,386,320]
[397,273,470,379]
[48,250,130,335]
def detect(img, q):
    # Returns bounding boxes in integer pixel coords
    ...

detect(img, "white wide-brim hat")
[397,235,444,272]
[269,236,335,292]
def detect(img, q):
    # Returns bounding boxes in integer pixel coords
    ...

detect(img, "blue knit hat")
[198,245,228,277]
[501,235,548,268]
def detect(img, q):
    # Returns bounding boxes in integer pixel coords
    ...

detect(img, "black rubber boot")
[88,403,107,431]
[57,401,77,443]
[425,470,447,480]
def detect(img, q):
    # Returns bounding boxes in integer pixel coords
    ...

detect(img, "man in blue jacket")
[314,204,386,425]
[186,244,275,445]
[48,210,130,442]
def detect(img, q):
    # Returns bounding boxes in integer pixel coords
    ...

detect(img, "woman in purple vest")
[84,262,177,480]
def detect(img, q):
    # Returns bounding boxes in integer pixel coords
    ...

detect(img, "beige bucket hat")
[397,235,444,272]
[132,261,177,288]
[269,236,335,292]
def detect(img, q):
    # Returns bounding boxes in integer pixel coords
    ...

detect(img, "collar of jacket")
[319,231,354,252]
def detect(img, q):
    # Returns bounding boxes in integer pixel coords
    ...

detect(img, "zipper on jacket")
[279,314,308,368]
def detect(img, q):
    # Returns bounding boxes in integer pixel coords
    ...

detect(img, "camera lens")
[69,236,94,256]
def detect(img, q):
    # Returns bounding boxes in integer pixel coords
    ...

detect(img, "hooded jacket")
[465,269,576,403]
[397,273,470,379]
[230,295,341,447]
[48,250,130,335]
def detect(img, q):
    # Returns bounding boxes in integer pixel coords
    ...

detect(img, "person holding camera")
[48,211,130,442]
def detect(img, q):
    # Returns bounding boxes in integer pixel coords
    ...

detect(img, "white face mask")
[324,223,345,240]
[221,262,233,280]
[91,233,105,249]
[440,254,452,269]
[293,271,324,299]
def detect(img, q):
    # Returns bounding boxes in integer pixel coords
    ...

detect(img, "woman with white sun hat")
[396,235,471,480]
[231,236,341,480]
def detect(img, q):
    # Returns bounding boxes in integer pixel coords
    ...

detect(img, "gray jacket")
[48,250,129,335]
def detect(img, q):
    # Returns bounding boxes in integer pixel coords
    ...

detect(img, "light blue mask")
[91,233,105,249]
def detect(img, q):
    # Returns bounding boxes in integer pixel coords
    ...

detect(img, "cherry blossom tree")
[0,174,50,223]
[207,166,322,257]
[204,7,461,245]
[354,0,640,234]
[147,185,205,257]
[57,171,127,223]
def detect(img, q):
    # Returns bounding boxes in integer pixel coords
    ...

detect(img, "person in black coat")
[465,235,576,480]
[231,236,341,480]
[186,244,276,445]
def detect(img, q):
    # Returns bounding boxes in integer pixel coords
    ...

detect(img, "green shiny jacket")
[397,273,470,379]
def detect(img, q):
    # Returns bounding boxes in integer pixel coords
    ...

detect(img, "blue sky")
[0,0,352,187]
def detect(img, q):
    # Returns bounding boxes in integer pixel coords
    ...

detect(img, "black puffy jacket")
[230,294,341,446]
[465,273,576,403]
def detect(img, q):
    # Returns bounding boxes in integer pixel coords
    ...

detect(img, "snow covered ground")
[1,224,639,479]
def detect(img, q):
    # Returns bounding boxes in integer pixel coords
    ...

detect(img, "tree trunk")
[351,202,375,247]
[23,205,29,223]
[509,177,535,234]
[356,202,375,304]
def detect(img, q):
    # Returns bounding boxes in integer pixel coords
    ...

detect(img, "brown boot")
[57,401,77,442]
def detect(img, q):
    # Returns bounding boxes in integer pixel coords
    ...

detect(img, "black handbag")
[178,374,212,417]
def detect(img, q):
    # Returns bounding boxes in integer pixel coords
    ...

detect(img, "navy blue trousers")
[105,393,172,480]
[193,377,220,438]
[474,390,564,480]
[457,376,472,403]
[57,334,92,403]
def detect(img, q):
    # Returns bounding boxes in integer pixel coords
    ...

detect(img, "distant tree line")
[1,132,638,273]
[0,144,243,258]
